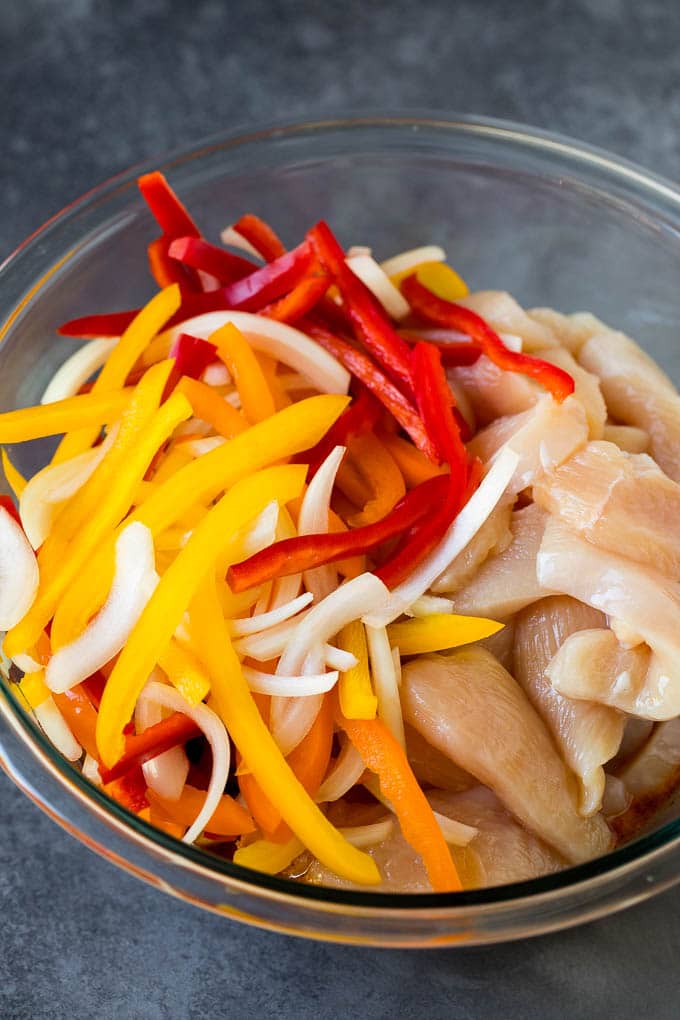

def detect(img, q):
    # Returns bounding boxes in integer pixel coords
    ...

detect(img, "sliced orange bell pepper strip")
[188,576,379,885]
[344,434,406,527]
[212,322,276,424]
[176,376,249,438]
[95,464,307,766]
[337,708,462,892]
[255,352,291,410]
[53,684,100,760]
[146,786,255,838]
[379,431,448,487]
[0,389,132,444]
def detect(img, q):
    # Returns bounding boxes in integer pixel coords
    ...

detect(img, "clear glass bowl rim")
[2,111,680,924]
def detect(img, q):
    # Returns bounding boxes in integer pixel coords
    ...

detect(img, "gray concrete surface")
[2,1,680,1017]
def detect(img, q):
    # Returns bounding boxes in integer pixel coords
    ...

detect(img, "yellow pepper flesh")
[158,638,211,706]
[233,837,305,876]
[0,389,131,444]
[387,613,503,656]
[337,621,378,720]
[1,448,26,497]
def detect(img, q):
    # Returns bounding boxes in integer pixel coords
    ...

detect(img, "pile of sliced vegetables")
[0,172,573,892]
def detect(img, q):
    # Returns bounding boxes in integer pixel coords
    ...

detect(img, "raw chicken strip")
[611,718,680,840]
[405,723,476,793]
[528,309,608,355]
[514,596,624,816]
[534,347,607,439]
[451,356,539,426]
[578,330,680,482]
[538,518,680,719]
[533,441,680,581]
[476,616,516,673]
[602,424,650,455]
[401,648,613,863]
[468,396,588,495]
[432,494,514,594]
[450,504,551,619]
[458,291,559,352]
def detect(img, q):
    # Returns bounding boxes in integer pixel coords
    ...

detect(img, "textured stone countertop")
[2,2,680,1017]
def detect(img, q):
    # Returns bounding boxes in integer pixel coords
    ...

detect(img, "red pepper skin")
[169,333,217,380]
[168,236,256,284]
[0,494,21,526]
[302,319,438,462]
[305,387,382,479]
[375,491,457,590]
[411,341,468,477]
[104,767,149,814]
[138,172,200,239]
[259,273,331,325]
[148,238,193,290]
[308,221,414,391]
[231,214,286,262]
[402,275,574,403]
[99,713,201,784]
[227,474,451,592]
[220,242,313,312]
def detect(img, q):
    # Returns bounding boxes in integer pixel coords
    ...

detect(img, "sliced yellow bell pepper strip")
[1,448,26,497]
[49,395,349,649]
[233,836,305,876]
[217,578,266,619]
[52,284,181,463]
[158,638,211,706]
[390,260,469,300]
[0,389,132,444]
[148,444,193,484]
[176,376,249,439]
[95,463,307,767]
[189,575,380,886]
[387,613,503,656]
[337,621,378,720]
[212,323,277,424]
[5,382,191,658]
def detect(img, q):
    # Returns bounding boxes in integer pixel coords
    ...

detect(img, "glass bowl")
[1,114,680,948]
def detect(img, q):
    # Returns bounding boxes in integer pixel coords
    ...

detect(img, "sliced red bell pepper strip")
[220,242,314,312]
[168,236,257,284]
[302,319,437,462]
[148,237,192,290]
[138,172,200,239]
[402,275,575,402]
[57,291,233,339]
[259,273,331,325]
[411,341,468,477]
[305,387,382,479]
[308,221,414,391]
[400,330,482,367]
[231,213,286,262]
[227,474,450,592]
[375,496,456,590]
[169,333,217,380]
[99,712,201,784]
[104,766,149,814]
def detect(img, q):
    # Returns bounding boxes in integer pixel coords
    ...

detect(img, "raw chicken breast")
[514,596,624,816]
[468,395,588,495]
[458,291,559,352]
[401,648,613,863]
[533,441,680,581]
[538,519,680,719]
[578,330,680,482]
[602,424,650,455]
[534,347,607,439]
[432,494,514,594]
[527,309,608,355]
[476,616,516,672]
[611,718,680,840]
[450,504,550,619]
[451,356,539,426]
[405,723,476,793]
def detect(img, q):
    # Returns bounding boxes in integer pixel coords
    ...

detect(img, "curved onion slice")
[269,508,303,611]
[242,665,339,697]
[363,448,519,627]
[345,254,410,320]
[271,645,326,755]
[229,592,313,636]
[12,652,42,673]
[167,312,350,395]
[219,225,264,261]
[432,811,479,847]
[0,507,39,630]
[316,739,366,803]
[365,624,405,748]
[201,361,231,387]
[135,675,190,801]
[40,338,117,404]
[298,445,345,602]
[339,818,394,849]
[33,696,82,761]
[46,522,158,693]
[184,435,227,457]
[380,245,447,278]
[140,680,230,844]
[323,645,359,672]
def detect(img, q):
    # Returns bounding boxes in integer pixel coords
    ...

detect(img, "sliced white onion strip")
[140,680,230,844]
[432,811,478,847]
[363,448,519,627]
[201,361,231,387]
[379,245,447,278]
[320,645,358,673]
[135,678,190,801]
[12,652,41,674]
[365,624,405,748]
[269,508,302,610]
[271,646,325,755]
[46,522,158,693]
[316,739,366,803]
[347,245,372,258]
[217,500,279,576]
[298,445,344,602]
[175,417,214,437]
[40,338,117,404]
[219,225,264,261]
[82,752,102,785]
[0,507,39,630]
[184,435,227,457]
[339,818,394,849]
[242,665,338,698]
[34,697,82,761]
[229,592,313,637]
[345,254,411,321]
[167,312,350,395]
[277,572,390,677]
[399,327,472,344]
[406,594,455,617]
[391,646,402,689]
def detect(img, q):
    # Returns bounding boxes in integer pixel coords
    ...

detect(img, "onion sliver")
[140,680,230,844]
[365,625,405,748]
[82,752,102,785]
[316,740,366,803]
[339,818,394,849]
[380,245,446,278]
[40,338,117,404]
[270,645,326,756]
[0,507,39,629]
[298,445,344,602]
[363,448,519,627]
[323,645,358,672]
[201,362,231,387]
[167,311,350,395]
[184,435,227,457]
[33,696,82,761]
[269,508,302,611]
[242,665,338,698]
[345,254,410,321]
[136,678,190,801]
[219,225,264,261]
[46,522,158,693]
[432,811,478,847]
[229,592,313,636]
